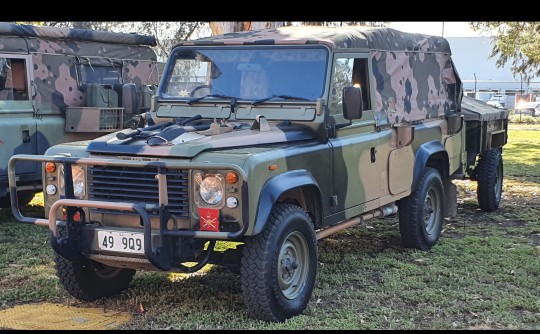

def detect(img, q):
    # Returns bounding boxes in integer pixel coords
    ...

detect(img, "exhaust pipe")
[316,203,398,240]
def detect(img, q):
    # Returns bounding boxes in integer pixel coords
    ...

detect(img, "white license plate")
[97,230,145,254]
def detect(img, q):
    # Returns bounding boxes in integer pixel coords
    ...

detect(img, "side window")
[79,64,122,86]
[0,58,29,101]
[329,58,353,114]
[330,57,371,115]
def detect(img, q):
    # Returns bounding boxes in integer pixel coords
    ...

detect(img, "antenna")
[442,22,445,37]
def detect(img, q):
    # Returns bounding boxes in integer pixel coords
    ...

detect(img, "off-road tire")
[397,167,445,250]
[54,227,136,301]
[240,203,317,322]
[476,149,503,212]
[55,255,135,301]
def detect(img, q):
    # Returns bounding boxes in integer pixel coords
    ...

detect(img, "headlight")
[58,165,86,198]
[195,172,224,205]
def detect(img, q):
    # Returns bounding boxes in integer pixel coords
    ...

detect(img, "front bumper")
[8,154,248,271]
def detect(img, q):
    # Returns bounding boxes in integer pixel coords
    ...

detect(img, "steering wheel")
[190,84,226,97]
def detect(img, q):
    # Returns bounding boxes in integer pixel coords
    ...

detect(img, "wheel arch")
[252,170,322,235]
[413,141,449,191]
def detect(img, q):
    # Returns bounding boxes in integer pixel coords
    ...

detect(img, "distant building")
[447,36,540,109]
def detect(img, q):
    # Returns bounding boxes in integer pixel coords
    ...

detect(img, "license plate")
[97,230,145,254]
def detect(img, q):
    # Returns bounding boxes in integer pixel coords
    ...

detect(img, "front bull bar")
[8,154,248,271]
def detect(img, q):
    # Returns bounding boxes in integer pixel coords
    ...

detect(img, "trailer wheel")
[397,167,445,250]
[54,227,135,301]
[476,149,503,212]
[240,203,317,322]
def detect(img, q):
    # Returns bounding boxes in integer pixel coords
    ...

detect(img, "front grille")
[88,166,189,218]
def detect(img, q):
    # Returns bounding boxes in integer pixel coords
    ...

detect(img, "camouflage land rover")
[0,22,162,207]
[9,26,508,322]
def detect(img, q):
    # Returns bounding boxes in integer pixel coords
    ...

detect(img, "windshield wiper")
[187,94,238,105]
[251,94,310,106]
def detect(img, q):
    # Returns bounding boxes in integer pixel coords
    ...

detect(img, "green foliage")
[508,114,540,124]
[470,22,540,82]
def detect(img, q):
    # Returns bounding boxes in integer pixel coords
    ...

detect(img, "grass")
[1,124,539,330]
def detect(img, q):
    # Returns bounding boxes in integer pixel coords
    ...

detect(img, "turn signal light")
[226,171,238,184]
[45,162,56,173]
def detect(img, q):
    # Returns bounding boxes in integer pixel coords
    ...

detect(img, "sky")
[387,22,487,37]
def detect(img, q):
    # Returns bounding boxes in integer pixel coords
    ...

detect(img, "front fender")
[251,169,321,235]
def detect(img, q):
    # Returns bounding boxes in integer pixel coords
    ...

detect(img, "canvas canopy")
[178,26,463,126]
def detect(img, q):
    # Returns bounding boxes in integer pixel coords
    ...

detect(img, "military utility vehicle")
[0,22,161,207]
[9,26,508,322]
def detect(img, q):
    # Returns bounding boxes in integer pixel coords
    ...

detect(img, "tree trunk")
[209,22,286,35]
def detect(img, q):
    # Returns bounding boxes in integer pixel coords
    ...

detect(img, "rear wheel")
[476,149,503,212]
[240,203,317,322]
[397,167,445,250]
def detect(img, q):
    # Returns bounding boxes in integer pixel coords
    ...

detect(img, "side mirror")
[343,86,363,120]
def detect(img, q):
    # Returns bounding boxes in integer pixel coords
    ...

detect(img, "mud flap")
[443,178,457,218]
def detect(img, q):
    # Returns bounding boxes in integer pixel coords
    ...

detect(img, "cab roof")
[178,25,452,54]
[0,22,157,46]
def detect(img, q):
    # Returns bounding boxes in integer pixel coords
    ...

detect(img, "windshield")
[159,46,328,102]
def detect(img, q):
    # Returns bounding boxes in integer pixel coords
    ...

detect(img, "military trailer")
[0,22,161,207]
[9,26,508,322]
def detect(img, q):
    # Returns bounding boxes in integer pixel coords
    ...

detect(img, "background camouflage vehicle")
[0,22,161,207]
[9,26,508,322]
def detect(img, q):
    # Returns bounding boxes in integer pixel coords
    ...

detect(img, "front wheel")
[55,254,136,301]
[476,149,503,212]
[397,167,445,250]
[240,203,317,322]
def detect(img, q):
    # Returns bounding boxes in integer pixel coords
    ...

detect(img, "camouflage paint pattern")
[0,23,159,115]
[0,22,156,47]
[7,26,506,276]
[5,26,511,323]
[8,25,462,236]
[178,26,461,126]
[10,118,458,237]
